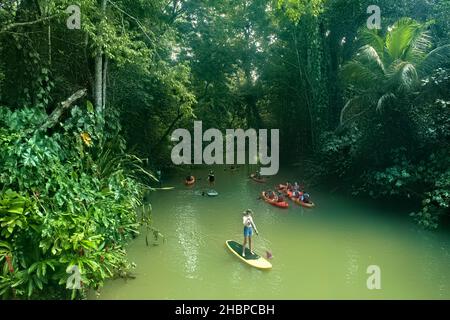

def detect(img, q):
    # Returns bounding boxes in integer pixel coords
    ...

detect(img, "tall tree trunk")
[95,0,107,115]
[48,24,51,66]
[102,56,108,110]
[94,53,103,113]
[84,34,95,95]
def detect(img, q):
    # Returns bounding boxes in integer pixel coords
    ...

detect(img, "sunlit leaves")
[0,190,30,238]
[276,0,325,23]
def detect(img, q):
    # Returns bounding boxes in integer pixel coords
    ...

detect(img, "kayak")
[250,174,267,183]
[225,240,272,270]
[185,176,195,186]
[261,191,289,208]
[286,190,315,208]
[278,184,315,208]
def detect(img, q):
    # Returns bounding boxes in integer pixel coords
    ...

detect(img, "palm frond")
[386,18,422,61]
[376,93,396,112]
[341,60,383,90]
[419,44,450,77]
[399,63,419,92]
[405,28,432,63]
[386,60,419,92]
[340,96,370,124]
[356,45,386,74]
[358,28,385,59]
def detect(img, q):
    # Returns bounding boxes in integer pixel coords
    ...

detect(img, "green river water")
[92,167,450,300]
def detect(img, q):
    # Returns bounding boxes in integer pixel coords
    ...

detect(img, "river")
[91,166,450,299]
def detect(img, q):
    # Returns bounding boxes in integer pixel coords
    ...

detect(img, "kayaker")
[277,191,284,202]
[293,182,299,191]
[242,209,259,257]
[208,170,215,186]
[186,174,194,181]
[301,193,311,203]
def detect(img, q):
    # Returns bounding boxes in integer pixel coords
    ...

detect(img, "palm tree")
[340,18,450,126]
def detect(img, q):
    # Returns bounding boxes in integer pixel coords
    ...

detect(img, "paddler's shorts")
[243,226,253,237]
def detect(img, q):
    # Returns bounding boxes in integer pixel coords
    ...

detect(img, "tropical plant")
[0,98,158,299]
[340,18,450,125]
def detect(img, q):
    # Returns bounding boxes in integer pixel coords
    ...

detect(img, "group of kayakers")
[185,169,312,206]
[263,190,286,203]
[252,170,315,209]
[280,182,312,204]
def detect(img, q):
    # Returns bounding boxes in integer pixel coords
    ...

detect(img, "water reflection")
[344,244,360,287]
[175,204,202,280]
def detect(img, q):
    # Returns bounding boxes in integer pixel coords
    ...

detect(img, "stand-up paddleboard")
[250,173,267,183]
[225,240,272,270]
[207,190,219,197]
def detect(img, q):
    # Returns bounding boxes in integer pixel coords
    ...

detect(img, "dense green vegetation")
[0,0,449,299]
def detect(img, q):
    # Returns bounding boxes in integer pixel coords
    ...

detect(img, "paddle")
[148,186,175,191]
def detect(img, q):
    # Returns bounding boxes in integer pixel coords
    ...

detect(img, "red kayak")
[185,176,195,186]
[286,190,315,208]
[250,174,267,183]
[261,191,289,209]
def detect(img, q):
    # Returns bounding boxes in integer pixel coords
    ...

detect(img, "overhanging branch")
[40,89,87,132]
[0,14,60,34]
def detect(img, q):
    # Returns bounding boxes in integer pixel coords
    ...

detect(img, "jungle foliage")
[0,0,449,299]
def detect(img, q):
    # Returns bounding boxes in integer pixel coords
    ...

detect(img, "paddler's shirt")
[243,215,254,228]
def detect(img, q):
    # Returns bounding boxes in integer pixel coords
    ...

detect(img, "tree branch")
[40,89,87,132]
[107,0,154,43]
[0,14,59,34]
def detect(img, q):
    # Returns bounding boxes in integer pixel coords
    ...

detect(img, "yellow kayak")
[225,240,272,270]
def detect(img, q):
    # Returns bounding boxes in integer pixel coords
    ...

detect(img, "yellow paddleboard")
[225,240,272,270]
